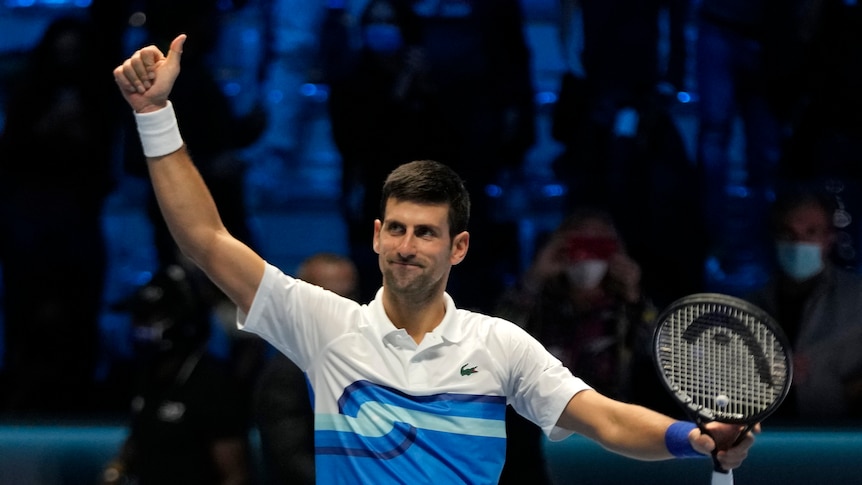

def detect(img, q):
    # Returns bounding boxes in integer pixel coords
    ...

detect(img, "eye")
[415,226,436,238]
[385,222,405,235]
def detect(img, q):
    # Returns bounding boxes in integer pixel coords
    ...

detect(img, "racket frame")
[651,292,794,426]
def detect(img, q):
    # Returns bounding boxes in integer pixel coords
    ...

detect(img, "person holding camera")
[496,207,654,401]
[495,207,672,483]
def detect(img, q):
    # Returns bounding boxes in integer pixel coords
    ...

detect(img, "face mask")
[775,241,824,281]
[363,23,404,55]
[566,259,608,289]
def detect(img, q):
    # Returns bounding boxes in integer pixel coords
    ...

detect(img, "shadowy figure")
[746,188,862,424]
[324,0,535,311]
[101,263,252,485]
[323,0,454,303]
[781,0,862,270]
[495,207,677,483]
[122,0,269,410]
[551,0,701,303]
[552,0,690,211]
[253,252,359,485]
[694,0,814,273]
[0,15,120,415]
[408,0,536,312]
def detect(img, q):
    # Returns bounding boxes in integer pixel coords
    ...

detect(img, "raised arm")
[557,390,755,469]
[114,34,264,314]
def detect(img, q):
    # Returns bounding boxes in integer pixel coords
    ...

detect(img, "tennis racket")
[652,293,793,485]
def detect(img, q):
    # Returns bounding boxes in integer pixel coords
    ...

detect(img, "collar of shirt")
[367,287,466,353]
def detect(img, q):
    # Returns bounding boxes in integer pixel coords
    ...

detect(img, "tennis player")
[114,34,757,484]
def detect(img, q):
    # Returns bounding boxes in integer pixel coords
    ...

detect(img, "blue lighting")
[223,81,242,97]
[267,89,284,104]
[4,0,91,6]
[541,183,566,198]
[536,91,558,105]
[485,184,503,198]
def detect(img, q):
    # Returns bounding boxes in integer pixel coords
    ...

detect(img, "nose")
[396,232,417,258]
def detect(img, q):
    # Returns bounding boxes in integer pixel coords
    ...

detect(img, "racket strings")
[657,303,790,422]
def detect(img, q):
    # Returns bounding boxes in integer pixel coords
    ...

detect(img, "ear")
[372,219,382,254]
[450,231,469,265]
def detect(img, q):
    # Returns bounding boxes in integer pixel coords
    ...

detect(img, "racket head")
[652,293,793,425]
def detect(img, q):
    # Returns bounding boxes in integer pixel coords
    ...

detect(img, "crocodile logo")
[460,363,478,376]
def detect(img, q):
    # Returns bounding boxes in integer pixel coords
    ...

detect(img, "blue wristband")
[665,421,704,459]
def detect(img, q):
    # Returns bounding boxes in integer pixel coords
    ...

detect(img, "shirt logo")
[460,363,478,376]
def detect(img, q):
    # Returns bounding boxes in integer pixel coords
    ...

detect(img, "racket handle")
[711,469,733,485]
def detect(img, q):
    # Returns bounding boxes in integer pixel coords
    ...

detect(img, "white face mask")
[566,259,609,289]
[775,241,824,281]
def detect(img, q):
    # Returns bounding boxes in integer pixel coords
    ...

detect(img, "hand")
[691,422,759,471]
[605,252,641,303]
[114,34,186,113]
[524,233,569,289]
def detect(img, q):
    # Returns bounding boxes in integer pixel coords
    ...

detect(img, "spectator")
[101,264,252,485]
[693,0,813,270]
[781,0,862,269]
[551,0,701,303]
[0,15,120,414]
[253,252,360,485]
[495,207,679,483]
[552,0,690,214]
[497,208,660,402]
[746,188,862,423]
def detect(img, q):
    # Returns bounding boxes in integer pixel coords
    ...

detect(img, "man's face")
[373,199,468,297]
[777,203,834,249]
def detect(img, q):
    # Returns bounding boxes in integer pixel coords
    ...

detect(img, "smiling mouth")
[390,258,420,269]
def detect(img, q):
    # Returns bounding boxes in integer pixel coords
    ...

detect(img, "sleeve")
[495,320,592,441]
[237,263,361,370]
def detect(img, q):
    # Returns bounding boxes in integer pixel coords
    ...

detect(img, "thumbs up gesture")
[114,34,186,113]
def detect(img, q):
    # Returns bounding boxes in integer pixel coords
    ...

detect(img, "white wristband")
[134,101,184,158]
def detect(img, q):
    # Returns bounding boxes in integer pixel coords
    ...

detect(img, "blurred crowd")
[0,0,860,483]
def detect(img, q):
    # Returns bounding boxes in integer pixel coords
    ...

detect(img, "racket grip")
[711,469,733,485]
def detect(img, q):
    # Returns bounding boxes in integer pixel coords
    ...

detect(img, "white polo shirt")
[240,263,590,484]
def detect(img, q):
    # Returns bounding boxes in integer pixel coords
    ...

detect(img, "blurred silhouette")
[783,0,862,183]
[552,0,690,212]
[497,208,663,403]
[124,0,265,270]
[746,188,862,424]
[252,252,359,485]
[0,15,120,415]
[781,0,862,270]
[324,0,535,311]
[101,263,252,485]
[551,0,702,303]
[494,208,674,483]
[122,0,270,408]
[323,0,454,303]
[409,0,536,312]
[693,0,814,272]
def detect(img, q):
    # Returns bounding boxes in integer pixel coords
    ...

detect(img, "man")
[747,189,862,422]
[114,34,755,483]
[101,263,251,485]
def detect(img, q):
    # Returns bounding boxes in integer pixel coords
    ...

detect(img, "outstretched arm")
[114,35,264,314]
[557,390,755,469]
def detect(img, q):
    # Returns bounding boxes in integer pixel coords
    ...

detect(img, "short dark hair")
[380,160,471,238]
[769,187,836,235]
